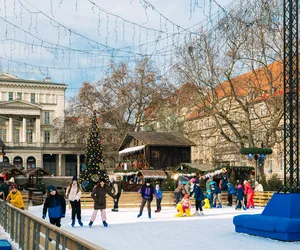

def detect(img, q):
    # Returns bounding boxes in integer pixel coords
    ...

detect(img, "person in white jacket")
[66,176,83,227]
[254,181,264,192]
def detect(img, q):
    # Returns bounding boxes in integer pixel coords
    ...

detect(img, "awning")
[137,170,167,179]
[119,145,145,156]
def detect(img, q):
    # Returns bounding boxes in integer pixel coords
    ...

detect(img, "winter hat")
[238,184,242,189]
[72,176,78,181]
[190,178,196,183]
[47,185,56,192]
[182,181,187,185]
[184,194,190,199]
[0,177,4,182]
[99,178,106,183]
[145,179,151,184]
[8,177,15,183]
[11,184,18,189]
[243,180,248,184]
[227,182,231,186]
[155,184,160,190]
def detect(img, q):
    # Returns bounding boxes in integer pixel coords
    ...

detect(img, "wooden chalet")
[115,132,193,191]
[118,131,195,170]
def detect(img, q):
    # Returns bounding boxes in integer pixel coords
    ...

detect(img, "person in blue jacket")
[193,180,205,215]
[227,182,236,207]
[154,184,163,213]
[42,185,66,227]
[235,184,246,210]
[211,181,222,208]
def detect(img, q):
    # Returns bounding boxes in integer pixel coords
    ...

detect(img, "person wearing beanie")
[6,183,24,209]
[43,185,66,228]
[89,178,116,228]
[137,179,154,219]
[227,182,236,207]
[174,182,187,205]
[66,176,83,227]
[235,184,246,210]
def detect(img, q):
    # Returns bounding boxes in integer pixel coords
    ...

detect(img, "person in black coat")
[193,180,205,215]
[137,179,154,219]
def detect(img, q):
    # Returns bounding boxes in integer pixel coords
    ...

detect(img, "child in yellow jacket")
[6,184,24,209]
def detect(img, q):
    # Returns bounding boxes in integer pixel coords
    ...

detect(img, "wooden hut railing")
[0,200,105,250]
[75,191,274,209]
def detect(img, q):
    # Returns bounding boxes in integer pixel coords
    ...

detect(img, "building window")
[280,156,284,171]
[8,92,13,101]
[269,158,274,173]
[26,130,33,143]
[17,92,22,100]
[242,160,247,166]
[13,156,23,168]
[0,129,6,142]
[260,104,265,116]
[151,149,159,159]
[27,156,36,169]
[30,93,36,103]
[44,131,50,143]
[44,112,50,124]
[14,129,20,143]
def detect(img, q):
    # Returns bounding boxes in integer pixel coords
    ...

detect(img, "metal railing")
[0,200,105,250]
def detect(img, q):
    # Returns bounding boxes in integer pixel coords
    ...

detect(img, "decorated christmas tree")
[79,111,109,191]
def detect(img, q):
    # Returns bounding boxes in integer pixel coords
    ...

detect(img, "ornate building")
[0,73,85,176]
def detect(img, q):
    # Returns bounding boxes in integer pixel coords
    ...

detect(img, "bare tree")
[176,0,284,170]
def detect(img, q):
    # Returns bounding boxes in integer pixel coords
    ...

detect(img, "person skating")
[88,179,116,227]
[244,180,255,209]
[193,180,204,215]
[137,179,154,219]
[42,185,66,227]
[227,182,236,207]
[154,183,162,213]
[110,177,121,212]
[235,184,246,210]
[66,176,83,227]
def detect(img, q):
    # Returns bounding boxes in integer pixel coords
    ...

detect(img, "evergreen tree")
[79,111,109,191]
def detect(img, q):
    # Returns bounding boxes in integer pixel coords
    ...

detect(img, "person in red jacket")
[244,180,254,209]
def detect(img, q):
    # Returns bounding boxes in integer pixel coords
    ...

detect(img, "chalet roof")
[0,138,5,147]
[0,162,14,168]
[175,163,214,172]
[137,170,167,179]
[0,167,24,177]
[22,167,52,177]
[119,132,195,151]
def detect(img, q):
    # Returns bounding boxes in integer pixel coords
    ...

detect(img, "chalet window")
[151,149,159,159]
[241,160,247,166]
[181,150,190,162]
[269,158,274,173]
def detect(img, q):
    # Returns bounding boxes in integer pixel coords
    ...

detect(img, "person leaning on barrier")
[6,183,24,210]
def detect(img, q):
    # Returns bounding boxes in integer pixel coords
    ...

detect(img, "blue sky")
[0,0,232,98]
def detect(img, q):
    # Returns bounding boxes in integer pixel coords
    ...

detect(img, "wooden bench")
[73,191,274,209]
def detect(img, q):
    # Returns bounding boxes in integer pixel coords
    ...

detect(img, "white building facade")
[0,73,85,176]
